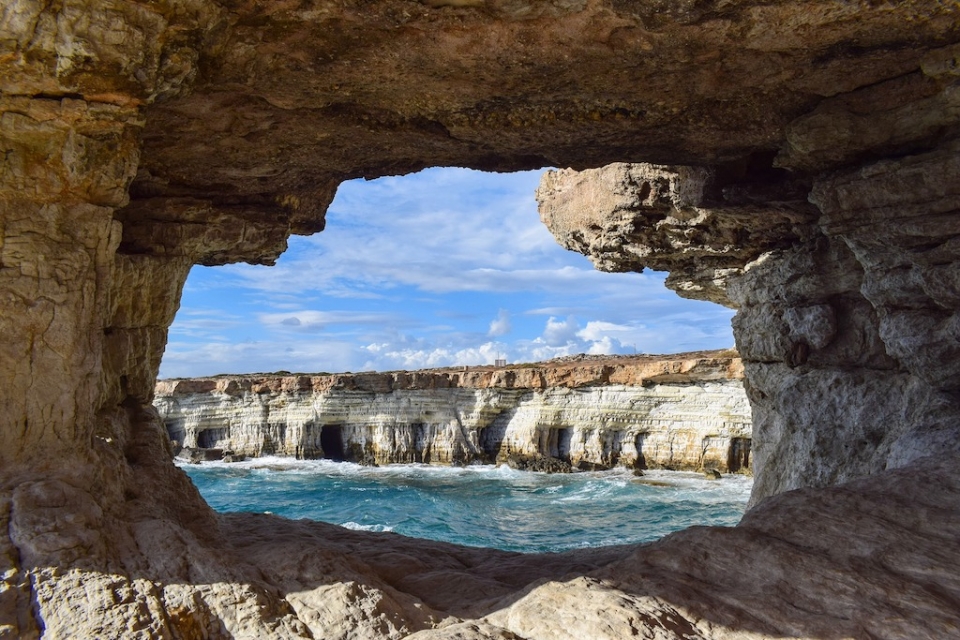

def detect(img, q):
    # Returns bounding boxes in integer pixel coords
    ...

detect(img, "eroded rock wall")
[0,4,287,637]
[537,51,960,505]
[154,354,752,473]
[730,144,960,503]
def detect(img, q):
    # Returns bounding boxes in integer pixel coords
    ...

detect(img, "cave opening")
[556,428,573,461]
[7,3,960,634]
[728,437,751,473]
[164,420,185,446]
[198,427,228,449]
[320,425,346,462]
[413,423,431,463]
[155,167,742,550]
[607,430,624,467]
[635,433,649,470]
[478,423,506,460]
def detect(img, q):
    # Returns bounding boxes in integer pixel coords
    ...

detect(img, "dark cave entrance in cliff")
[320,426,346,462]
[555,428,573,461]
[198,427,228,449]
[728,438,751,473]
[635,433,649,470]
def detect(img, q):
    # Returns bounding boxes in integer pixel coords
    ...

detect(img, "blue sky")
[159,168,735,378]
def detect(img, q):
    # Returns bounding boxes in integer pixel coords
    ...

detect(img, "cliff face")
[154,352,752,473]
[3,1,960,638]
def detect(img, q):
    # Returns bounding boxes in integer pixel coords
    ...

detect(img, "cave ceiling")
[104,0,960,261]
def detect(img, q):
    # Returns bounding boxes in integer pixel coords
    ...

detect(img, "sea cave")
[2,1,959,638]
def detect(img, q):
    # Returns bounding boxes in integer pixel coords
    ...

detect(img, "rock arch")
[2,2,959,637]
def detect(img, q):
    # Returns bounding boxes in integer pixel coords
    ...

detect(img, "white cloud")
[525,306,584,317]
[488,309,511,337]
[576,320,635,342]
[541,316,580,346]
[361,341,505,371]
[580,336,610,355]
[259,310,404,332]
[216,168,600,298]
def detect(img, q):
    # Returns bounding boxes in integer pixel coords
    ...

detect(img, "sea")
[181,458,752,553]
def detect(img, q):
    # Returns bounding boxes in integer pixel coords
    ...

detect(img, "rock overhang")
[2,0,957,518]
[99,1,960,267]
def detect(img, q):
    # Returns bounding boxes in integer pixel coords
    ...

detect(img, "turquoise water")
[181,458,752,553]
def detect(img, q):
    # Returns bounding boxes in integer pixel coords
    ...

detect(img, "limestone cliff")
[154,351,752,473]
[3,1,960,638]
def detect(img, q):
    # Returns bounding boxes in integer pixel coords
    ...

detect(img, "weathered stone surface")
[538,162,817,306]
[3,0,960,637]
[154,352,752,473]
[776,47,960,173]
[475,455,960,640]
[537,139,960,507]
[5,453,958,639]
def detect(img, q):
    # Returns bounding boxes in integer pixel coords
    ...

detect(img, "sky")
[159,168,736,378]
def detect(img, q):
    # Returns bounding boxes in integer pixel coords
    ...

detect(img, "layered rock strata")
[154,352,752,473]
[3,1,960,638]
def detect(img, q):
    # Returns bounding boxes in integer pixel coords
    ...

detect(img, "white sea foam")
[340,521,394,533]
[179,456,512,478]
[177,457,752,500]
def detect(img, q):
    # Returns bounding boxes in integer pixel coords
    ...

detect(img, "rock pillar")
[730,143,960,505]
[0,97,141,473]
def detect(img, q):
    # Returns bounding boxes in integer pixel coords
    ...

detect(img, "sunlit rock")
[154,352,752,474]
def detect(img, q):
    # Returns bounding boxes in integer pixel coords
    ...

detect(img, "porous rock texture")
[154,352,752,473]
[3,1,960,638]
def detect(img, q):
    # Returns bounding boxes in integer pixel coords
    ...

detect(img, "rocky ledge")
[154,350,752,474]
[6,452,957,638]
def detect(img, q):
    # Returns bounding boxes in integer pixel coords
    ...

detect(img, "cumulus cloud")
[586,336,618,355]
[361,341,505,371]
[576,320,634,342]
[488,309,512,336]
[541,316,580,346]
